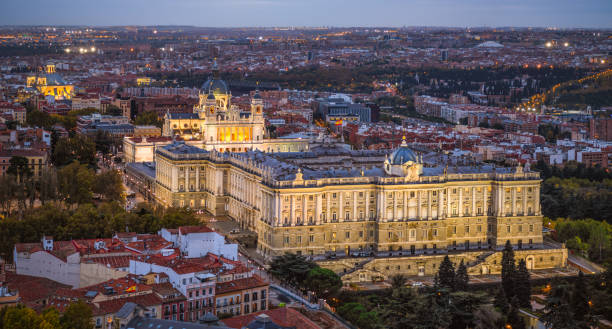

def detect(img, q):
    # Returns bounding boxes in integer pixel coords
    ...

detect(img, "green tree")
[134,111,162,128]
[269,253,316,286]
[506,299,526,329]
[6,156,32,183]
[437,255,456,290]
[305,267,342,299]
[57,161,95,206]
[60,301,93,329]
[570,272,593,327]
[455,260,469,291]
[94,170,125,203]
[514,259,532,308]
[53,135,97,167]
[541,283,579,329]
[494,286,510,314]
[501,240,516,299]
[390,274,408,290]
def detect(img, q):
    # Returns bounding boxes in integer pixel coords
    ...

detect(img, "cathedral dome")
[201,59,229,95]
[201,78,229,95]
[388,138,419,165]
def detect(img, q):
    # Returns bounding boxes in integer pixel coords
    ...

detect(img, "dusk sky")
[2,0,611,28]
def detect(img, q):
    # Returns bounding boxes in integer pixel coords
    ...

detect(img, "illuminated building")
[141,137,567,281]
[160,62,308,153]
[26,64,74,100]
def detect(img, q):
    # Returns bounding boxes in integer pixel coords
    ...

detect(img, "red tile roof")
[179,225,213,235]
[215,275,268,295]
[222,307,321,329]
[4,272,70,308]
[93,293,163,316]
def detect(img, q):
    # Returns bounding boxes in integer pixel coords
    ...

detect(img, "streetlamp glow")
[545,42,552,48]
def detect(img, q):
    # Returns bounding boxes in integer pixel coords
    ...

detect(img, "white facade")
[14,249,81,288]
[160,228,238,260]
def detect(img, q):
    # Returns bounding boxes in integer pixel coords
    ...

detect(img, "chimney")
[42,235,53,251]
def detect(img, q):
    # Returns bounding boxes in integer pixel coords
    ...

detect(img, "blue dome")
[201,78,229,95]
[389,146,418,165]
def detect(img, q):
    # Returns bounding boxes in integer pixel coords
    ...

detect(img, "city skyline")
[2,0,612,28]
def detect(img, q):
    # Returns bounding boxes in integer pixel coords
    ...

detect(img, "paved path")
[568,254,605,274]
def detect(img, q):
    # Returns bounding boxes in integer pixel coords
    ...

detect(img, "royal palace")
[126,71,567,282]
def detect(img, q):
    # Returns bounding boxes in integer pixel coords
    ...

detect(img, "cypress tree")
[570,272,591,325]
[437,255,455,289]
[455,259,469,291]
[501,240,516,299]
[507,297,526,329]
[514,259,532,308]
[494,286,509,314]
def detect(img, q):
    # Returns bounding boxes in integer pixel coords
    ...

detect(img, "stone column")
[185,167,189,191]
[290,195,295,226]
[437,190,442,219]
[446,188,451,217]
[458,188,463,217]
[535,186,541,215]
[417,191,422,220]
[392,192,396,221]
[302,195,306,225]
[196,167,200,191]
[522,186,527,216]
[339,192,344,222]
[427,190,432,220]
[326,192,331,222]
[365,192,370,220]
[316,194,322,224]
[353,191,357,221]
[403,191,408,220]
[483,186,488,215]
[471,187,476,216]
[512,187,517,217]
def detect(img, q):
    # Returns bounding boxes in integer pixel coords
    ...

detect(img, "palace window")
[284,237,290,244]
[507,225,511,233]
[529,224,533,232]
[465,226,470,233]
[345,232,350,239]
[309,235,314,242]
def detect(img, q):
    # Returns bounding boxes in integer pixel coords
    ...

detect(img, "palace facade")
[137,137,567,281]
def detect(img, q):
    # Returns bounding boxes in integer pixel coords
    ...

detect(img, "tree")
[57,161,95,206]
[541,283,579,329]
[134,111,162,128]
[494,286,509,314]
[6,156,32,183]
[93,170,125,203]
[437,255,455,289]
[390,274,408,290]
[53,135,97,167]
[60,301,94,329]
[570,272,593,327]
[501,240,516,299]
[514,259,532,308]
[455,260,469,291]
[105,105,123,116]
[269,253,316,286]
[305,267,342,299]
[506,299,526,329]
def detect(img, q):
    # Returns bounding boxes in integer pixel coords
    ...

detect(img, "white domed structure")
[384,137,423,179]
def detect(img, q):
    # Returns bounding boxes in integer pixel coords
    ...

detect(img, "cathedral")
[161,62,308,153]
[26,64,74,100]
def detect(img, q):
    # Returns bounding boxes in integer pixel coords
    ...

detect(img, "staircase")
[341,257,374,277]
[467,251,495,268]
